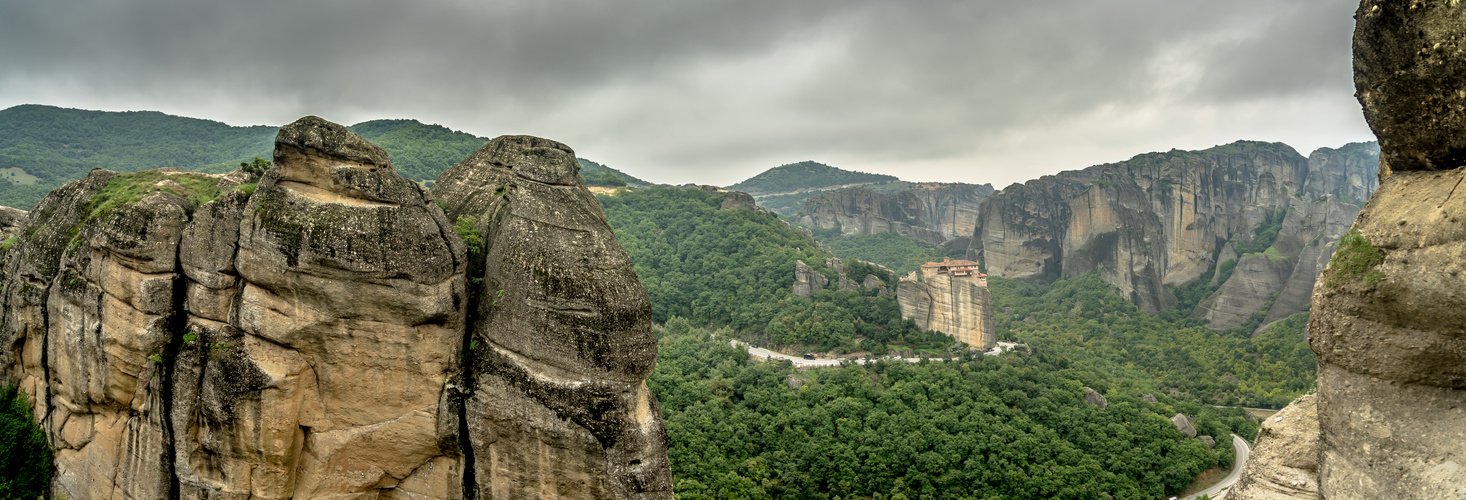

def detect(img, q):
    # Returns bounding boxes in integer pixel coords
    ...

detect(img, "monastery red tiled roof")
[921,257,981,268]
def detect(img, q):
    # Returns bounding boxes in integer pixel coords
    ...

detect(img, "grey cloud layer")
[0,0,1367,185]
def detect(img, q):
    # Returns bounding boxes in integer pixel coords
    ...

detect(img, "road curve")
[730,340,957,367]
[1184,433,1251,500]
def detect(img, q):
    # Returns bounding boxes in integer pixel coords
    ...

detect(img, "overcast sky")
[0,0,1371,187]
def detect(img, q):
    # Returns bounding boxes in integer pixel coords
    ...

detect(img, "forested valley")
[597,186,1313,499]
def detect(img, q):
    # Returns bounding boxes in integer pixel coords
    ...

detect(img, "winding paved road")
[731,340,1024,368]
[1184,433,1251,500]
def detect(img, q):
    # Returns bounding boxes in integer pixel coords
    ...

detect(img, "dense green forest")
[727,161,897,196]
[597,186,1317,408]
[347,119,488,184]
[989,273,1315,409]
[0,385,50,498]
[597,187,950,353]
[650,318,1254,499]
[0,105,275,208]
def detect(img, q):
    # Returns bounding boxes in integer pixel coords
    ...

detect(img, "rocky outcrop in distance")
[895,259,996,351]
[797,183,995,245]
[0,116,672,499]
[971,140,1379,315]
[1190,194,1361,333]
[1231,2,1466,498]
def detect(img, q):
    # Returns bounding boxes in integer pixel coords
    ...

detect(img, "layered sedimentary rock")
[972,141,1378,314]
[1231,3,1466,498]
[797,183,994,245]
[0,117,671,499]
[1228,394,1320,500]
[895,261,996,351]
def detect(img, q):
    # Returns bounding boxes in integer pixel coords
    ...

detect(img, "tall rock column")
[212,116,469,498]
[896,262,996,351]
[433,135,673,499]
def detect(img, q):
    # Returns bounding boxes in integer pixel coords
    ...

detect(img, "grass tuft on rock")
[1325,229,1385,290]
[87,170,222,222]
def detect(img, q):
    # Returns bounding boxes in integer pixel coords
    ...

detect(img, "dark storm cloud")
[0,0,1370,185]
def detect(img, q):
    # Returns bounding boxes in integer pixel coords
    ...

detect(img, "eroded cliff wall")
[797,183,994,245]
[972,141,1378,315]
[896,274,996,351]
[0,117,671,499]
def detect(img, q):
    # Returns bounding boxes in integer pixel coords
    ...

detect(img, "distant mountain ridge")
[725,160,897,196]
[0,105,648,208]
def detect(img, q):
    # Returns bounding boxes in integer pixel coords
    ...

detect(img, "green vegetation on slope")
[578,158,651,188]
[598,187,947,352]
[348,119,488,183]
[0,105,640,208]
[728,161,898,196]
[0,105,275,208]
[0,385,51,498]
[813,229,967,275]
[651,319,1253,500]
[992,272,1316,408]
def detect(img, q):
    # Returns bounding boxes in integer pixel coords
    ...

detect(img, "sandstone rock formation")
[1228,394,1320,500]
[434,134,672,499]
[971,141,1377,314]
[1229,3,1466,498]
[896,258,996,351]
[0,117,671,499]
[792,259,829,299]
[797,183,995,245]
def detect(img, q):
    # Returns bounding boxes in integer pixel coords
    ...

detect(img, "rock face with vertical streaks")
[0,116,671,499]
[895,258,996,351]
[797,183,995,245]
[433,134,673,499]
[971,141,1378,317]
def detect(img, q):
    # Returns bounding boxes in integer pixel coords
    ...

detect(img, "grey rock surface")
[1199,435,1215,449]
[1082,387,1108,410]
[435,133,673,499]
[793,259,828,298]
[720,190,757,211]
[1230,4,1466,498]
[1171,413,1197,438]
[1354,0,1466,173]
[797,183,994,244]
